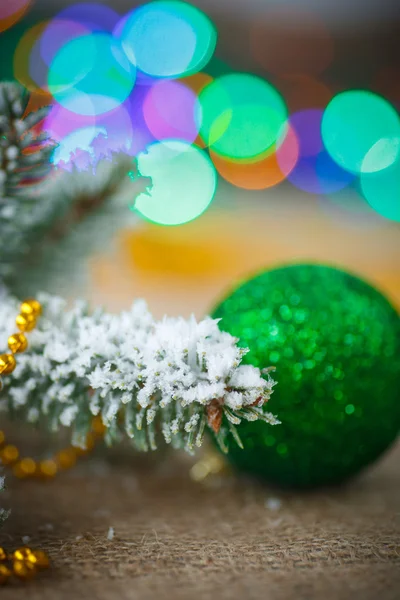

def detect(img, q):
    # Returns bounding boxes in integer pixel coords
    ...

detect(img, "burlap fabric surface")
[0,440,399,600]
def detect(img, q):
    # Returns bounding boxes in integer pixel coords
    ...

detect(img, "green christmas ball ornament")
[212,264,400,488]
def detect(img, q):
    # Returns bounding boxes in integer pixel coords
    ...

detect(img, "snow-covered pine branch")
[0,82,147,295]
[0,82,54,197]
[0,82,55,285]
[0,293,278,454]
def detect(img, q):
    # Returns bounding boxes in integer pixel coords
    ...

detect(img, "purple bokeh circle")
[143,80,199,144]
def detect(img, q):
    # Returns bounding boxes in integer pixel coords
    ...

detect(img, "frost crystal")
[0,293,279,454]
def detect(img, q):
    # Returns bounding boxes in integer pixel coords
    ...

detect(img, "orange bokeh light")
[180,72,213,96]
[14,21,51,95]
[210,125,299,190]
[0,1,32,33]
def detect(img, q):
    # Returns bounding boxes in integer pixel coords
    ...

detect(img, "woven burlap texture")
[1,441,399,600]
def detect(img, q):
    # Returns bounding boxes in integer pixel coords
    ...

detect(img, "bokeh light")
[361,137,400,174]
[54,3,120,33]
[45,102,97,142]
[48,33,136,116]
[52,126,107,168]
[361,156,400,222]
[119,1,216,78]
[179,73,214,148]
[250,7,333,76]
[210,125,299,190]
[284,109,354,194]
[180,72,213,96]
[46,99,135,168]
[290,109,324,157]
[39,18,92,68]
[126,84,158,156]
[134,141,217,225]
[143,80,199,144]
[199,73,287,159]
[14,22,51,94]
[287,151,355,195]
[322,91,400,174]
[6,0,399,219]
[0,0,31,33]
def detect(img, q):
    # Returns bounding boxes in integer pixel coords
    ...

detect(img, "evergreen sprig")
[0,82,280,529]
[0,293,278,454]
[0,82,55,284]
[0,81,147,295]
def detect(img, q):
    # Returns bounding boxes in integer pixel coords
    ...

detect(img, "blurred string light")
[0,0,31,33]
[322,91,400,174]
[48,33,136,116]
[143,80,200,144]
[53,2,120,33]
[7,0,400,224]
[210,125,299,190]
[133,141,217,225]
[178,73,214,148]
[46,99,136,165]
[361,155,400,222]
[52,126,107,169]
[117,1,217,78]
[199,74,287,159]
[284,109,354,194]
[14,21,54,95]
[38,18,92,70]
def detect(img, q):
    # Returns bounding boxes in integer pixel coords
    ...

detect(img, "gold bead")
[1,444,19,465]
[92,415,107,437]
[38,459,58,478]
[13,559,37,580]
[85,431,96,451]
[56,448,77,470]
[18,457,37,477]
[0,547,7,561]
[20,299,42,318]
[0,353,17,375]
[0,563,12,585]
[8,332,28,354]
[13,462,28,479]
[29,550,50,569]
[13,547,33,562]
[16,313,36,332]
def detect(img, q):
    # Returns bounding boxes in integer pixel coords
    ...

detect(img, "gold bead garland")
[0,298,107,480]
[0,298,41,377]
[0,546,50,585]
[0,300,108,584]
[0,417,105,479]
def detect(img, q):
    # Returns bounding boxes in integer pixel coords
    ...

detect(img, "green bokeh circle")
[134,140,217,225]
[361,155,400,222]
[212,264,400,488]
[321,91,400,174]
[198,73,287,159]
